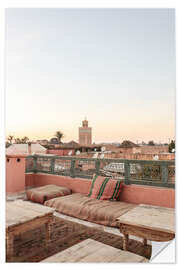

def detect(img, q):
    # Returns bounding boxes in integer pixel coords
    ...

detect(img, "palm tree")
[55,131,64,144]
[21,136,29,143]
[6,141,11,148]
[7,135,14,144]
[15,138,21,144]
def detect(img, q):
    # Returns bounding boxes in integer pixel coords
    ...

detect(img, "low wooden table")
[116,204,175,251]
[6,200,54,258]
[42,238,148,262]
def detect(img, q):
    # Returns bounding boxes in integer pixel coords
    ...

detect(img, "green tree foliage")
[6,141,11,148]
[120,140,136,148]
[148,140,155,146]
[14,138,21,144]
[14,137,29,144]
[21,136,29,143]
[168,140,175,153]
[7,135,14,144]
[54,131,64,144]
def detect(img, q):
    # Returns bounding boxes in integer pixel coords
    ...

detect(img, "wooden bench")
[41,238,148,263]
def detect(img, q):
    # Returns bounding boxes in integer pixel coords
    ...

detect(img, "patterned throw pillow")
[88,175,123,201]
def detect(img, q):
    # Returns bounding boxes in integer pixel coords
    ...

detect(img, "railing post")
[70,159,75,178]
[161,164,168,183]
[33,155,37,173]
[50,157,55,174]
[25,157,32,173]
[95,159,100,175]
[124,161,130,185]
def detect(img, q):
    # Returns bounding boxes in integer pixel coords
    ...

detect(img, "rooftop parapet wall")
[6,154,26,194]
[25,173,175,208]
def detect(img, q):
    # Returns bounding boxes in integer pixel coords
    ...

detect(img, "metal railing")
[26,155,175,188]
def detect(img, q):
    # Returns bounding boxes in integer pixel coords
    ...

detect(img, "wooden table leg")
[6,233,14,258]
[122,233,129,251]
[143,238,147,246]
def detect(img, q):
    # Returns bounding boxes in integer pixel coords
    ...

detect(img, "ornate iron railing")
[26,155,175,188]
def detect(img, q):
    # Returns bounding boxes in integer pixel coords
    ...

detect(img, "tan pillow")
[26,184,72,204]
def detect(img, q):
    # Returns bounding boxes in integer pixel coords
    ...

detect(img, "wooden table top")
[6,200,54,228]
[117,204,175,234]
[42,238,148,262]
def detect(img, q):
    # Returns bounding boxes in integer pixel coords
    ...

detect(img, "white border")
[0,0,179,268]
[0,4,5,265]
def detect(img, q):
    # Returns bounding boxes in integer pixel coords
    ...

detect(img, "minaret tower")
[79,118,92,145]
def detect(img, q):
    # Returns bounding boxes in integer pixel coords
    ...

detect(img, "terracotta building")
[79,118,92,145]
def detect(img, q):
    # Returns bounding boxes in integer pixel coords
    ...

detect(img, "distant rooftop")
[6,143,47,155]
[47,141,102,150]
[63,140,80,148]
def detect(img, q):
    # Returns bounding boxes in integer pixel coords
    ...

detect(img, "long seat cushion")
[44,193,136,227]
[26,185,72,204]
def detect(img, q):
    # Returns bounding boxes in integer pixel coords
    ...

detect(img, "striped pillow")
[88,175,123,201]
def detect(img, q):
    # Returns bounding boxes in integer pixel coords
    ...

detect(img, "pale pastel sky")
[6,8,175,143]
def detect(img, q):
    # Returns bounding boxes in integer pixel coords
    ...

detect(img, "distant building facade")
[79,119,92,145]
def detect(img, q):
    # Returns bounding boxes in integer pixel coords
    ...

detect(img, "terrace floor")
[7,214,152,262]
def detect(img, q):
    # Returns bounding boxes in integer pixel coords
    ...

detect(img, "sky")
[5,8,175,143]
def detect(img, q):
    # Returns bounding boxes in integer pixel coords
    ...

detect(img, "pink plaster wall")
[25,173,175,208]
[26,173,91,195]
[6,155,26,194]
[120,184,175,208]
[26,173,35,187]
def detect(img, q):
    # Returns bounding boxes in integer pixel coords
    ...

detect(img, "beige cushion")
[44,193,136,227]
[26,185,72,204]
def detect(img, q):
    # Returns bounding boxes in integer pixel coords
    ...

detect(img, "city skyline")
[6,8,175,143]
[6,116,174,145]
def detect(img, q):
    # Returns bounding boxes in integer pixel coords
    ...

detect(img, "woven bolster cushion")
[26,184,72,204]
[88,175,123,201]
